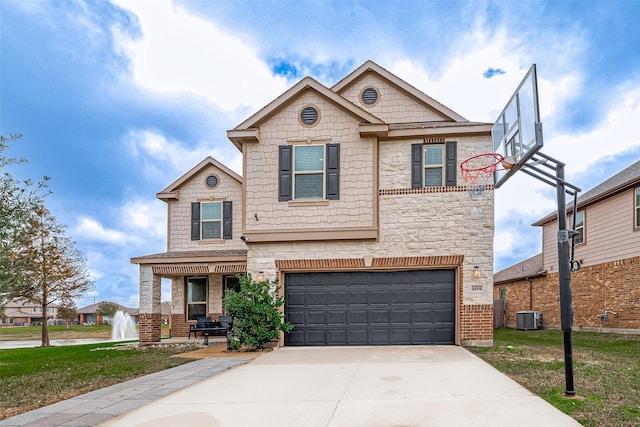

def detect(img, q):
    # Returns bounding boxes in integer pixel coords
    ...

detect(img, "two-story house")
[0,299,58,326]
[494,160,640,332]
[132,61,496,346]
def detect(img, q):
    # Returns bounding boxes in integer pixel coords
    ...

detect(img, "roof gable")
[156,156,242,201]
[227,76,384,148]
[332,60,467,123]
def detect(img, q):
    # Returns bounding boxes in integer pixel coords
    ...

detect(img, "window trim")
[573,210,585,245]
[412,141,456,188]
[634,186,640,231]
[293,144,325,200]
[423,144,445,187]
[186,276,208,321]
[201,201,223,240]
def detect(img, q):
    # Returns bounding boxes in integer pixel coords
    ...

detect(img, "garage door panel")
[347,329,368,345]
[349,310,368,324]
[285,270,455,346]
[327,310,347,325]
[307,311,326,325]
[390,310,410,324]
[348,290,368,305]
[368,328,389,344]
[391,289,411,304]
[306,292,326,306]
[286,291,306,307]
[369,309,389,324]
[327,291,347,305]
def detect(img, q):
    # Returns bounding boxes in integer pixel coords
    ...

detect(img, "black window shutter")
[278,145,292,201]
[191,202,200,241]
[445,141,457,186]
[411,143,423,188]
[326,143,340,200]
[222,201,232,240]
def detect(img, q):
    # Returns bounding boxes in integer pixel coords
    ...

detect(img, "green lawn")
[0,341,199,419]
[468,329,640,427]
[0,324,170,341]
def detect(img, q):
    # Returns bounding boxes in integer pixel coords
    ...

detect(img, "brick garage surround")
[274,256,494,346]
[139,313,161,343]
[494,255,640,332]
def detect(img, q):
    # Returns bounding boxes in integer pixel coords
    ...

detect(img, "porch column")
[139,265,161,343]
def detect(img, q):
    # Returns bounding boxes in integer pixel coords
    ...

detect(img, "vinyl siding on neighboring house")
[542,188,640,271]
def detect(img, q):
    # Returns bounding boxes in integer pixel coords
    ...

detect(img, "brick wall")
[460,304,493,344]
[139,313,161,343]
[495,255,640,331]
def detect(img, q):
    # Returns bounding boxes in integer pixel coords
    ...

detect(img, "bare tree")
[5,207,92,346]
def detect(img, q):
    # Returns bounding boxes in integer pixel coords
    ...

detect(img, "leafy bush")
[223,274,293,350]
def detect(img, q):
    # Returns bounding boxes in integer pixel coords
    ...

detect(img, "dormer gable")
[156,156,242,201]
[226,76,384,150]
[332,60,468,124]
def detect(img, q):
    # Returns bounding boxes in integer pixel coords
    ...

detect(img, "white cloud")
[110,0,289,113]
[124,129,242,180]
[75,217,128,244]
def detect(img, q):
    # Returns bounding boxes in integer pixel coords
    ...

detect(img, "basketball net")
[460,153,513,199]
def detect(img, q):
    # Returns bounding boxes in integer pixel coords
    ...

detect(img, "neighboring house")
[132,60,496,346]
[494,160,640,332]
[0,300,58,326]
[77,302,139,325]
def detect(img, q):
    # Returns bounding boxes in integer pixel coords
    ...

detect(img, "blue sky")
[2,0,639,309]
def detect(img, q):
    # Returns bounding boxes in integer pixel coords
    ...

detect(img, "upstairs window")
[423,145,444,186]
[635,187,640,229]
[574,210,585,244]
[201,202,222,239]
[411,142,457,188]
[294,145,324,199]
[279,144,340,201]
[191,201,232,241]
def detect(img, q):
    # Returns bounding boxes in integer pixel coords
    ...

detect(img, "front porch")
[131,250,247,344]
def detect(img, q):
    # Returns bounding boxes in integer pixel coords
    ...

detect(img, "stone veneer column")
[139,265,162,343]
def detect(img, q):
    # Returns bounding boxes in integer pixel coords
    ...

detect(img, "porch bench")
[189,316,232,345]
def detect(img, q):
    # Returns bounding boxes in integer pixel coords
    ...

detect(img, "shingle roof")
[533,160,640,226]
[493,253,545,285]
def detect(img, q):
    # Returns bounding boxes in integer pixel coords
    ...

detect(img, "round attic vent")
[300,106,319,125]
[205,175,219,188]
[362,87,379,105]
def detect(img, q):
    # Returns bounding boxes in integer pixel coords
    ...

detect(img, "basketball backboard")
[492,64,543,188]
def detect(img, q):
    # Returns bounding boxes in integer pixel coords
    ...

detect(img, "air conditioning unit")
[515,310,542,330]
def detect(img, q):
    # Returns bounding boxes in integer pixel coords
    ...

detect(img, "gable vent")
[300,106,318,125]
[362,87,378,105]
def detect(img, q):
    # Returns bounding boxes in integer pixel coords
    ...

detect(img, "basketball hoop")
[460,153,513,199]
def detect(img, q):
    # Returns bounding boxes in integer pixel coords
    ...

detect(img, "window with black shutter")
[279,144,340,201]
[411,141,457,188]
[191,201,233,240]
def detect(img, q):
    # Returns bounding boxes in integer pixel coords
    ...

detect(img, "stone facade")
[494,256,640,332]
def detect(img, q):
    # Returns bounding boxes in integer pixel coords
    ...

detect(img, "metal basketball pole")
[520,151,581,396]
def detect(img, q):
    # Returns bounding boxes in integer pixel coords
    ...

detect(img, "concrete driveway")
[102,346,580,427]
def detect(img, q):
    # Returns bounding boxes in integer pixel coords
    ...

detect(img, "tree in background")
[57,299,78,329]
[223,274,293,350]
[0,134,50,294]
[4,206,93,346]
[96,301,121,324]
